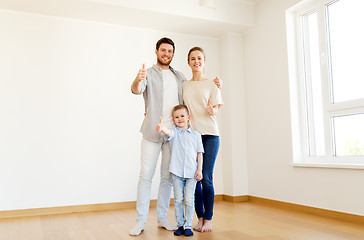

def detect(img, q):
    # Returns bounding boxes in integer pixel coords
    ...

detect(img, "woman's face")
[188,50,205,72]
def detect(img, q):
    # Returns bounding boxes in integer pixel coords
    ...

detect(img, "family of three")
[130,37,223,236]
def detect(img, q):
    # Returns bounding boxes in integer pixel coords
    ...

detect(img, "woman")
[182,47,223,232]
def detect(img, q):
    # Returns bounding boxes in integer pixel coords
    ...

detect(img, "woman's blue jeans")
[195,135,220,221]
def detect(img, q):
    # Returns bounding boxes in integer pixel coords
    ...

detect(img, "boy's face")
[156,43,174,67]
[172,108,190,129]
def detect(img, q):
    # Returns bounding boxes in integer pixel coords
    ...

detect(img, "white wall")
[220,33,248,196]
[0,9,223,211]
[0,0,255,37]
[3,0,363,218]
[245,0,364,216]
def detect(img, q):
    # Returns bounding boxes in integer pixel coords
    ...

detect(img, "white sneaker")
[157,220,178,231]
[129,222,145,236]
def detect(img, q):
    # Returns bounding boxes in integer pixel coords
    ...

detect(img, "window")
[286,0,364,168]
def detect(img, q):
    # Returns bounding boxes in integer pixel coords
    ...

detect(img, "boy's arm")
[131,64,147,94]
[194,152,203,181]
[156,117,171,137]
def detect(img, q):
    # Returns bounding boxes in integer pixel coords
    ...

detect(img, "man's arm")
[131,64,147,94]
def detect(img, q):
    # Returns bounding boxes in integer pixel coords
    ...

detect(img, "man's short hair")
[156,37,175,53]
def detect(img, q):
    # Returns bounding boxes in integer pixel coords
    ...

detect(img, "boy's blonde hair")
[172,104,190,116]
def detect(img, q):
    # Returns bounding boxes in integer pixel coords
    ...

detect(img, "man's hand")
[136,64,147,82]
[214,77,222,89]
[131,64,147,94]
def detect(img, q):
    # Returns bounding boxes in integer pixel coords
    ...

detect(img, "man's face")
[156,43,174,67]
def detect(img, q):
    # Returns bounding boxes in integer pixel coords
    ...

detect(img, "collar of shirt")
[152,64,177,73]
[176,127,192,133]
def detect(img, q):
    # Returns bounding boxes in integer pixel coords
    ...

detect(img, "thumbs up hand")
[156,117,172,137]
[131,64,147,94]
[136,63,147,82]
[206,98,215,115]
[156,117,163,133]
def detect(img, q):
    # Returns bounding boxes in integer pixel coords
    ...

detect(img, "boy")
[156,105,204,237]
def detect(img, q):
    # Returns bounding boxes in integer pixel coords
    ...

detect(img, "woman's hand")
[213,77,222,89]
[206,98,217,115]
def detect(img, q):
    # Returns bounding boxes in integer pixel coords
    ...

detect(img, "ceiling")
[0,0,259,37]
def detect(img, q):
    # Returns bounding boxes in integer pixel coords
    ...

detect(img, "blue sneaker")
[174,226,184,236]
[184,229,194,236]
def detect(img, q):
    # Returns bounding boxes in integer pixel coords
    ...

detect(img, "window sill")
[291,162,364,170]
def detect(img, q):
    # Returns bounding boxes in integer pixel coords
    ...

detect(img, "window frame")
[286,0,364,169]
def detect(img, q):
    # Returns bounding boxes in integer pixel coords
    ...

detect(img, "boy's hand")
[136,63,147,82]
[156,118,172,137]
[156,117,163,133]
[194,170,203,181]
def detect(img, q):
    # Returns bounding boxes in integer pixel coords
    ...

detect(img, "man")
[130,37,221,236]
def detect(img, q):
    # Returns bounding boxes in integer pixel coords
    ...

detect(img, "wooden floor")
[1,201,363,240]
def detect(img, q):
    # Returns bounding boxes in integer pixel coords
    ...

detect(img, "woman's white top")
[182,79,223,136]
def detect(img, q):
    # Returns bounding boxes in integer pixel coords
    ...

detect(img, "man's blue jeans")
[171,174,197,229]
[195,135,220,221]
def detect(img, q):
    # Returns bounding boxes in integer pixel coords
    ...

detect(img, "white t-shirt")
[182,79,223,136]
[162,70,179,129]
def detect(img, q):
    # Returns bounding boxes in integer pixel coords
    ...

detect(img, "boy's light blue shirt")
[166,126,204,179]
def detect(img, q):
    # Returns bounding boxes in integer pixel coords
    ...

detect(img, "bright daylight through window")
[287,0,364,168]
